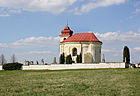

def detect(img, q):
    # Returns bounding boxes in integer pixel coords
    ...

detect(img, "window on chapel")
[72,48,77,56]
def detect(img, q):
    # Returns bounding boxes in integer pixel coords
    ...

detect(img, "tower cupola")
[59,25,73,42]
[60,25,73,36]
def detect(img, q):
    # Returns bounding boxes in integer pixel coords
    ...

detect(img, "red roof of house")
[59,25,73,36]
[61,32,102,43]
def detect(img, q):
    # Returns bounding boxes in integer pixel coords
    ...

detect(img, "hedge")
[2,63,23,70]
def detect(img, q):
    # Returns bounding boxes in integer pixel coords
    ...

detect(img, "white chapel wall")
[22,63,126,70]
[60,42,102,64]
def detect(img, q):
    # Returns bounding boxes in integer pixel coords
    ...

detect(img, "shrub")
[69,55,72,64]
[59,53,65,64]
[76,55,79,63]
[66,55,72,64]
[76,53,82,63]
[2,63,23,70]
[62,53,65,64]
[59,54,63,64]
[79,53,82,63]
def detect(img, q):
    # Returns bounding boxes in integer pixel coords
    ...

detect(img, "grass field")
[0,69,140,96]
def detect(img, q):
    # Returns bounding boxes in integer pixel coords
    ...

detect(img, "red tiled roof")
[61,32,102,43]
[59,25,73,36]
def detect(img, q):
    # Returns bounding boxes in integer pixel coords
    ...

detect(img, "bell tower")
[59,25,73,42]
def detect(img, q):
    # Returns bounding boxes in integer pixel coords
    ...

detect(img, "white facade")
[60,42,102,63]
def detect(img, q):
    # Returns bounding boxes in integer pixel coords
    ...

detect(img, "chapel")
[59,25,102,63]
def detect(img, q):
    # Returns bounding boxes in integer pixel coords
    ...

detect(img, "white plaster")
[0,66,2,70]
[60,42,102,63]
[60,36,69,42]
[22,63,126,70]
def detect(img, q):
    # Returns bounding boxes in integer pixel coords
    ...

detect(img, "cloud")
[95,29,140,63]
[0,7,21,16]
[0,0,127,15]
[72,0,126,15]
[102,49,111,53]
[0,43,8,48]
[27,51,58,55]
[0,36,59,49]
[134,1,140,7]
[11,36,59,48]
[0,36,60,63]
[133,9,140,14]
[134,47,140,51]
[102,49,118,53]
[0,14,9,17]
[0,0,77,15]
[95,30,140,43]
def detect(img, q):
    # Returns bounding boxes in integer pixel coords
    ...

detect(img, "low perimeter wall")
[0,66,2,70]
[0,63,127,70]
[22,63,126,70]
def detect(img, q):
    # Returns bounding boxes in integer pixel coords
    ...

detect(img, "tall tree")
[62,53,65,64]
[69,55,72,64]
[76,53,82,63]
[79,53,82,63]
[66,55,72,64]
[66,55,69,64]
[11,54,16,63]
[123,46,130,63]
[59,53,65,64]
[76,55,79,63]
[59,54,63,64]
[0,54,6,65]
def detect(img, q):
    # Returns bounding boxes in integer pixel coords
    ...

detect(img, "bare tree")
[0,54,6,65]
[11,54,16,63]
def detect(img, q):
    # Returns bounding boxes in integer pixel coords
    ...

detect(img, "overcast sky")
[0,0,140,64]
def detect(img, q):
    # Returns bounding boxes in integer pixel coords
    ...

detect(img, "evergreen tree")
[76,55,79,63]
[76,53,82,63]
[69,55,72,64]
[79,53,82,63]
[123,46,130,63]
[62,53,65,64]
[66,55,72,64]
[59,54,63,64]
[59,53,65,64]
[66,55,69,64]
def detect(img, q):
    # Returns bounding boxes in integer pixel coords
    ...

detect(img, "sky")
[0,0,140,64]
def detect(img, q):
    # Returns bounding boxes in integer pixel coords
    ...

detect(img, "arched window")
[72,48,77,56]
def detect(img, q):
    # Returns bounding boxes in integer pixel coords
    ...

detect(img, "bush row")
[2,63,23,70]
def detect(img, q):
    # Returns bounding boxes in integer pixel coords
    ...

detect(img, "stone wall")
[0,66,2,70]
[22,63,126,70]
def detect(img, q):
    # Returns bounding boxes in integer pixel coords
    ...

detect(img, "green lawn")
[0,69,140,96]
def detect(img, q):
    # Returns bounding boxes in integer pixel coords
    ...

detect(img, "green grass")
[0,69,140,96]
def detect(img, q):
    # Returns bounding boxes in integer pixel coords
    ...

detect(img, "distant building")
[59,25,102,63]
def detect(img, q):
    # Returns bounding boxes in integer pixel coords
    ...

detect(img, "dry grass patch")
[0,69,140,96]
